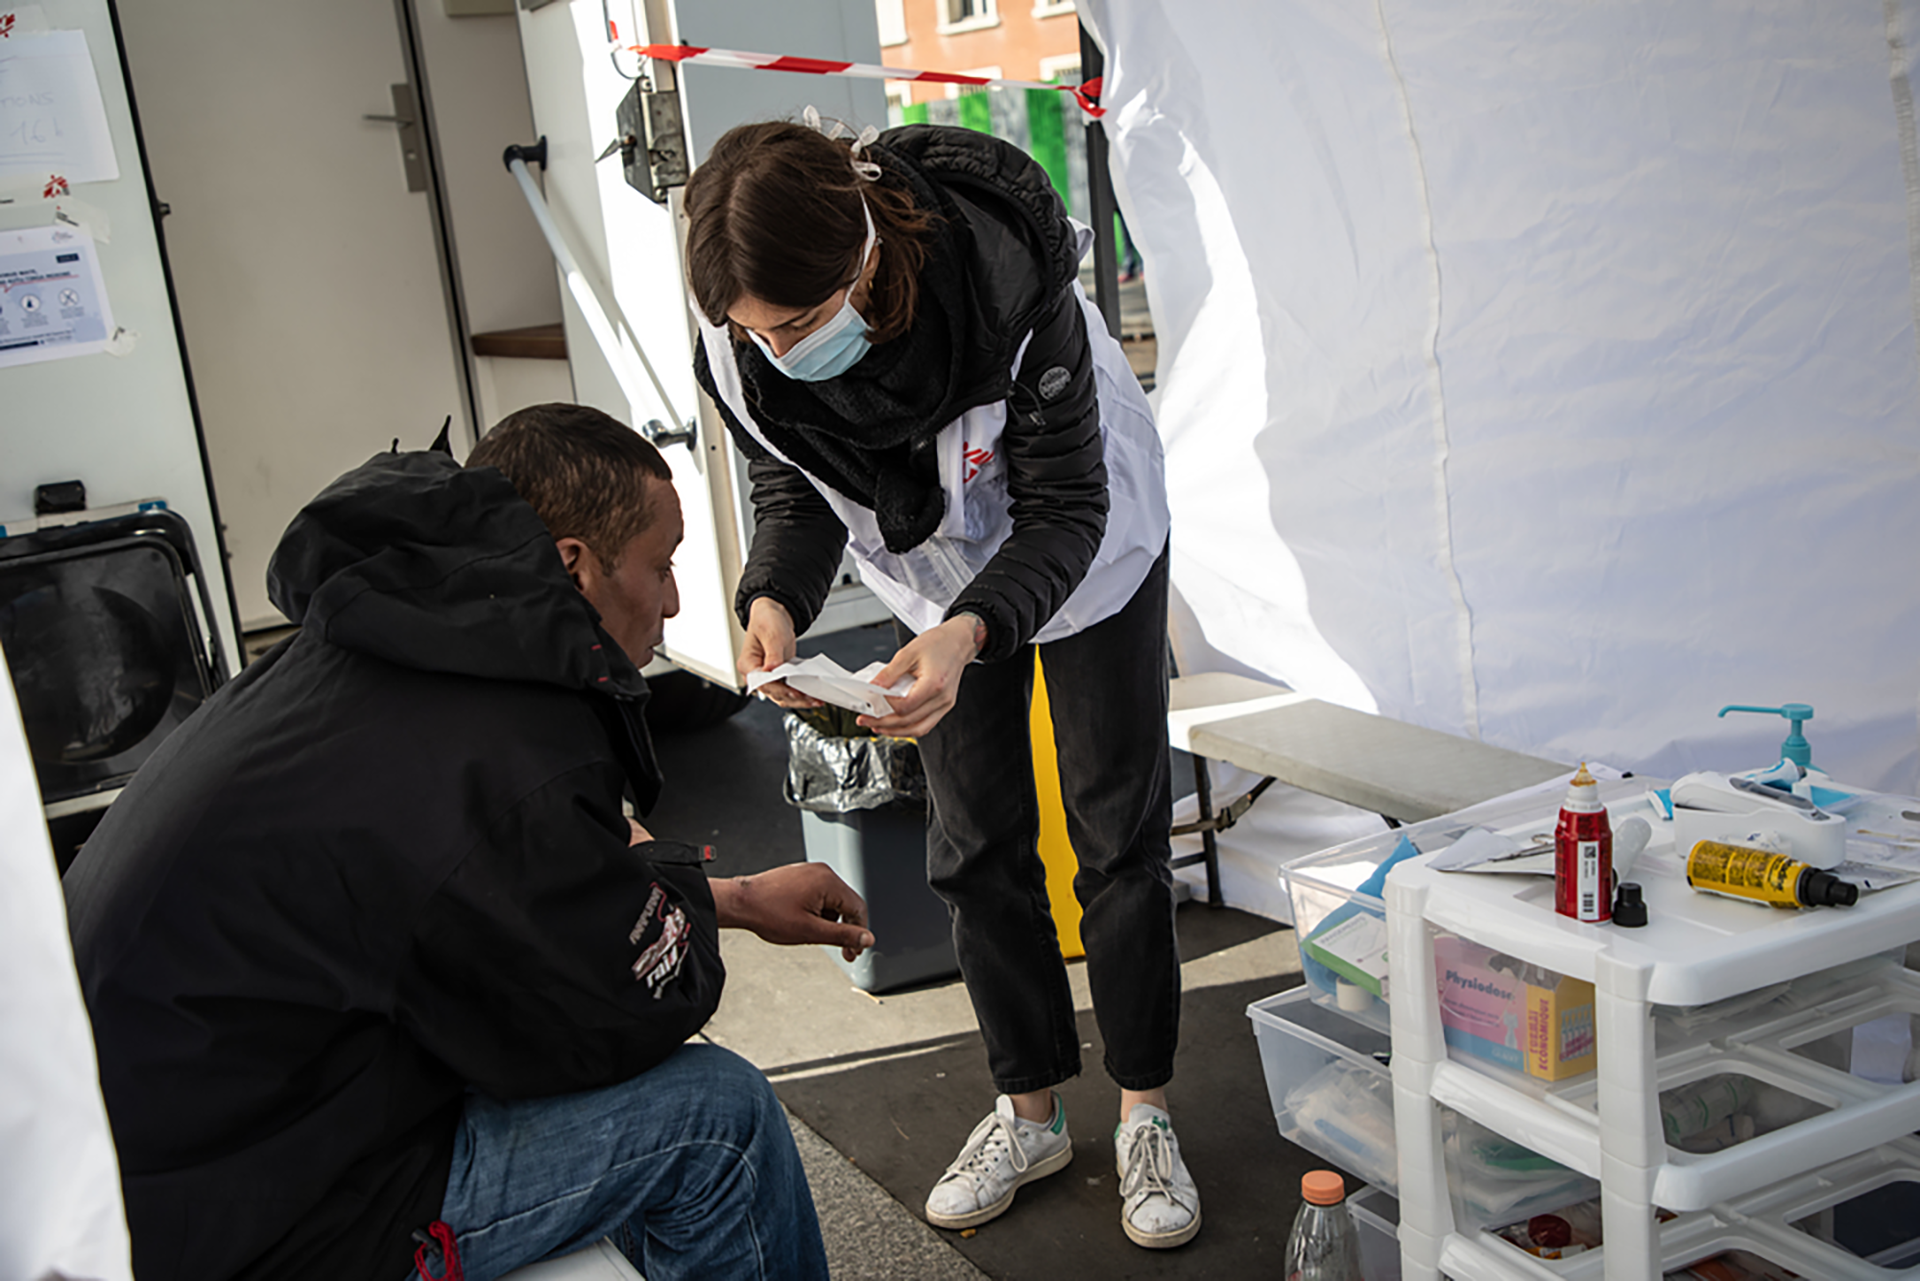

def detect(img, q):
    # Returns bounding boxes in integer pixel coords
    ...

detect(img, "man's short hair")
[468,404,672,567]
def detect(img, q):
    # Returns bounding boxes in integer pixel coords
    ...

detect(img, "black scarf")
[728,152,1009,553]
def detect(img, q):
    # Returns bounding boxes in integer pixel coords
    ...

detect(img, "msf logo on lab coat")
[628,883,691,997]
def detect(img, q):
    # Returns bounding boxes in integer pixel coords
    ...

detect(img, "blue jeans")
[920,544,1178,1095]
[424,1043,828,1281]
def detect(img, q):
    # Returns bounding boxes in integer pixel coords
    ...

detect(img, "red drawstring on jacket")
[413,1221,463,1281]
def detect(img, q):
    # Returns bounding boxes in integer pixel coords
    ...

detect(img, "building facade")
[876,0,1083,109]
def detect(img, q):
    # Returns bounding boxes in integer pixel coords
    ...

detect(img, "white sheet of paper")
[1426,826,1527,871]
[747,655,912,718]
[0,221,113,367]
[0,30,120,189]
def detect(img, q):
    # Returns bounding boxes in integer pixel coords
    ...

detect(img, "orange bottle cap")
[1301,1169,1346,1205]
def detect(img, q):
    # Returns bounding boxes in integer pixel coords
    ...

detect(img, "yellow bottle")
[1684,840,1859,908]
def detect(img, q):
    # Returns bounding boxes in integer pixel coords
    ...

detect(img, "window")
[874,0,907,47]
[1031,0,1075,17]
[884,80,914,125]
[937,0,999,36]
[1037,53,1082,86]
[945,65,1002,99]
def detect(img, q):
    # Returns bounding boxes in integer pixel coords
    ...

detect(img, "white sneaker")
[1115,1104,1201,1248]
[924,1092,1073,1230]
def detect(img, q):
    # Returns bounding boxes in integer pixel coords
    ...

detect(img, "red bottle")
[1555,763,1612,922]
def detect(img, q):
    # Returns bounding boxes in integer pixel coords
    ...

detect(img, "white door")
[118,1,469,629]
[514,0,890,687]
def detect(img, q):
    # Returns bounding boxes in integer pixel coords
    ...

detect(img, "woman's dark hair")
[467,402,670,568]
[683,120,932,346]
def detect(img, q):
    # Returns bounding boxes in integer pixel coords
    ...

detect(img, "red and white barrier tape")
[633,44,1104,117]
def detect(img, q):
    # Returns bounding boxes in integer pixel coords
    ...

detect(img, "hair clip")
[803,105,882,181]
[847,125,881,181]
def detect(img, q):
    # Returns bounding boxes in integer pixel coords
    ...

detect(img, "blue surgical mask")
[751,203,878,382]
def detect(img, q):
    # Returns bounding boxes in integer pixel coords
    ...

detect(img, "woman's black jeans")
[919,545,1177,1095]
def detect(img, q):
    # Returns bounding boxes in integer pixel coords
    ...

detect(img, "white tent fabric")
[1086,0,1920,914]
[0,651,132,1281]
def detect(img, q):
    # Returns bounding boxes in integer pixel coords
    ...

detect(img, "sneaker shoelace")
[944,1111,1031,1187]
[1121,1123,1177,1203]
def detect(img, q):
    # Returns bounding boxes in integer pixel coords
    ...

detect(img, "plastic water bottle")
[1284,1169,1363,1280]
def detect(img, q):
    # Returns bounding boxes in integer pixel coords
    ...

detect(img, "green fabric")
[957,90,993,134]
[1025,88,1070,211]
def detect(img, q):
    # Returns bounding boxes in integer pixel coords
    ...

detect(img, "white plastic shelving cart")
[1385,790,1920,1279]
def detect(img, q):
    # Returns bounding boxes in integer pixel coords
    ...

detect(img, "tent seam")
[1372,0,1481,739]
[1885,0,1920,377]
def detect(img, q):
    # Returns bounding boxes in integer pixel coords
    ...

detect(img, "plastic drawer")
[1248,985,1399,1191]
[1349,1183,1403,1281]
[1283,831,1403,1037]
[1453,1140,1920,1279]
[1249,987,1597,1224]
[1281,776,1649,1037]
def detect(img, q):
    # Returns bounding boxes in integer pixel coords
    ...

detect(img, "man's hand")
[856,615,982,739]
[740,596,823,711]
[710,863,873,961]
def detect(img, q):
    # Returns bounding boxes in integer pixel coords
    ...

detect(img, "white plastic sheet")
[0,650,132,1281]
[1087,0,1920,844]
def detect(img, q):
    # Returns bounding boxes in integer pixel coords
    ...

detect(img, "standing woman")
[685,115,1195,1249]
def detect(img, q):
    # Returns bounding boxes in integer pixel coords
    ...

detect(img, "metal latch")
[600,78,688,205]
[364,84,429,193]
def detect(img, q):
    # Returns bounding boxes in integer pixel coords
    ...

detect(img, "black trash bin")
[784,708,959,993]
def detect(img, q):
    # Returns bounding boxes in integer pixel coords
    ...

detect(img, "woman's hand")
[856,614,983,738]
[739,596,823,710]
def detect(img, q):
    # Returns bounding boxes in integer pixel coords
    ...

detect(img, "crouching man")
[63,404,867,1281]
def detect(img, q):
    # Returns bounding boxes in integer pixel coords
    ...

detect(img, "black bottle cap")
[1612,882,1648,927]
[1800,869,1859,907]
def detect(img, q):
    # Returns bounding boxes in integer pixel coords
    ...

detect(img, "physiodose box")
[1433,934,1596,1082]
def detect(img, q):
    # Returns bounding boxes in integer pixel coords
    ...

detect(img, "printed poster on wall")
[0,28,120,193]
[0,220,113,367]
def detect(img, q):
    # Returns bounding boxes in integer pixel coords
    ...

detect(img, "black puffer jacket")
[64,451,723,1281]
[698,124,1110,663]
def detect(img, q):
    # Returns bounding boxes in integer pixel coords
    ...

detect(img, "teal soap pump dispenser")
[1718,703,1815,772]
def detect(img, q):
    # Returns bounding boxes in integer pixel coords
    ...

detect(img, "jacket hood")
[266,450,647,700]
[878,124,1080,340]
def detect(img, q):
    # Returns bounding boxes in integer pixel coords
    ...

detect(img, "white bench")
[501,1239,643,1280]
[1167,672,1568,906]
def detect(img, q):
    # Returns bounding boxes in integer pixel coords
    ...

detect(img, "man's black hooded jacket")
[64,451,723,1281]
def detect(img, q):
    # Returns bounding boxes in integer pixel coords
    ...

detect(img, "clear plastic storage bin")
[1348,1184,1403,1281]
[1282,776,1651,1037]
[1247,986,1597,1225]
[1249,986,1398,1190]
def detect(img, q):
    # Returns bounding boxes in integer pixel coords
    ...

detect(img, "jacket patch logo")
[629,884,691,998]
[962,444,994,483]
[1037,366,1071,401]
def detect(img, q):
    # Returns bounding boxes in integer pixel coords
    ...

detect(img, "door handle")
[642,419,697,450]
